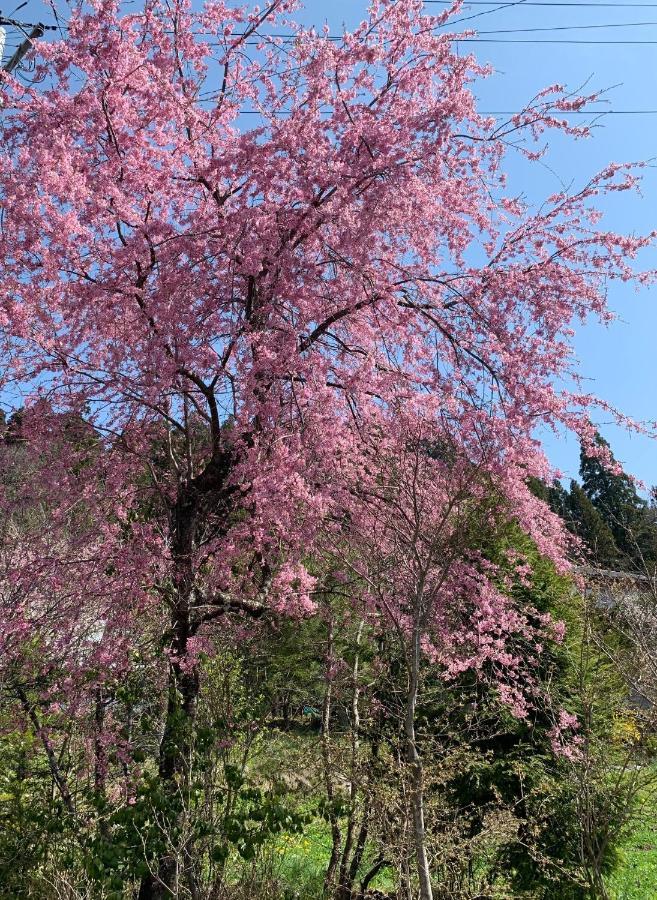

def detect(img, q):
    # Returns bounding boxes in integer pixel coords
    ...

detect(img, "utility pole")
[3,24,44,74]
[0,15,56,75]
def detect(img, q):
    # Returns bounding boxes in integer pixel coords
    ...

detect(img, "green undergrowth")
[274,818,395,898]
[608,809,657,899]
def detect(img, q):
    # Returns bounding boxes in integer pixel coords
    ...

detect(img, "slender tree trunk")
[322,615,343,896]
[337,620,364,900]
[93,687,112,843]
[93,687,107,798]
[405,624,433,900]
[399,854,413,900]
[16,685,75,816]
[359,854,387,899]
[140,420,237,900]
[140,485,201,900]
[578,608,610,900]
[345,818,369,897]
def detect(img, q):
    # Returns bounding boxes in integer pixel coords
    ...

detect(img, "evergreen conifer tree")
[565,480,619,568]
[579,435,656,570]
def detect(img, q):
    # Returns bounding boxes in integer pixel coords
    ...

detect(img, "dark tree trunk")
[337,621,365,900]
[139,484,202,899]
[138,410,236,899]
[322,616,343,897]
[405,624,433,900]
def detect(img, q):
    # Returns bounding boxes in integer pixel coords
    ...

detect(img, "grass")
[607,769,657,900]
[275,817,396,898]
[608,816,657,900]
[276,819,332,899]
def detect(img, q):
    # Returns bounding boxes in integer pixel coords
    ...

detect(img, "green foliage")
[0,727,84,899]
[580,434,656,569]
[566,480,620,567]
[429,522,641,898]
[3,478,657,898]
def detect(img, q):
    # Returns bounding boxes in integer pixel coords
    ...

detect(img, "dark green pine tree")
[527,476,570,521]
[579,434,657,570]
[565,480,619,568]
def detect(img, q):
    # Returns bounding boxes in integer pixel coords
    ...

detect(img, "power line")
[482,108,657,112]
[203,17,657,45]
[448,0,531,26]
[478,19,657,28]
[9,11,657,51]
[0,16,56,31]
[13,16,657,42]
[223,36,657,46]
[230,108,657,115]
[426,1,657,5]
[234,20,657,34]
[458,36,657,40]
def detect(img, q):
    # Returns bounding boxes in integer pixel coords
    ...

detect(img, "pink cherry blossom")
[0,6,650,880]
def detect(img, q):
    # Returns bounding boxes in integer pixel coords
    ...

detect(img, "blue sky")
[6,0,657,486]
